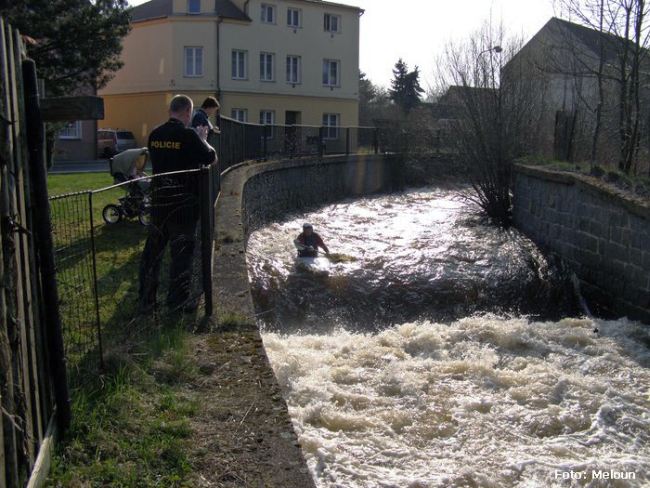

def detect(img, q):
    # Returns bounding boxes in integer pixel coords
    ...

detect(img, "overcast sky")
[128,0,558,89]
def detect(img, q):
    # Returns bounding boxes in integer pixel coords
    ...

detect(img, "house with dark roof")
[503,17,650,166]
[99,0,363,146]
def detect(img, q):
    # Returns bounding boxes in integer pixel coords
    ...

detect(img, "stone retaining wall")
[513,165,650,323]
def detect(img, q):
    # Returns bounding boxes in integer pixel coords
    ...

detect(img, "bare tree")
[437,22,541,227]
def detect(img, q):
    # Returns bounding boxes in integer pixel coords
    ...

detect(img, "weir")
[210,155,650,486]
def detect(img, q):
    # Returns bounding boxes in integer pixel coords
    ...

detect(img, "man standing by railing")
[138,94,216,314]
[192,96,221,135]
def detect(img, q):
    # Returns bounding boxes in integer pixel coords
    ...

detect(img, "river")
[247,187,650,487]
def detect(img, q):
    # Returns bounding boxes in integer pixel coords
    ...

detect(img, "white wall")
[101,20,175,94]
[219,0,360,101]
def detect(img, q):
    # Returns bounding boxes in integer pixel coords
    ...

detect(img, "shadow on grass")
[56,246,205,486]
[53,311,202,487]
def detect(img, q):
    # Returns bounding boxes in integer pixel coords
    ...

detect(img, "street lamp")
[476,45,503,89]
[478,45,503,56]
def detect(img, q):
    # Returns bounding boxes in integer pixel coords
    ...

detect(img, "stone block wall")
[513,165,650,323]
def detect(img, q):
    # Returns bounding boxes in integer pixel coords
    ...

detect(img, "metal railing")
[211,118,385,172]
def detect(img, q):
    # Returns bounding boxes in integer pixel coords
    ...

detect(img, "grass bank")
[48,315,202,487]
[46,173,204,486]
[518,157,650,199]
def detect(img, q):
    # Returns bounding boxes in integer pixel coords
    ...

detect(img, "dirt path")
[186,328,315,488]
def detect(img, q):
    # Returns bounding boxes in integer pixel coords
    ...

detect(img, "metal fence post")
[199,166,213,317]
[345,127,351,156]
[241,124,246,163]
[87,192,104,370]
[263,125,268,161]
[373,128,379,155]
[318,126,324,158]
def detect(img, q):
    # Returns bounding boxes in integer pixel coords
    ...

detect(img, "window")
[59,121,82,139]
[322,59,340,86]
[260,52,275,81]
[287,8,300,28]
[188,0,200,14]
[261,3,275,23]
[232,50,247,79]
[231,109,248,122]
[260,110,275,138]
[324,13,340,33]
[184,46,203,77]
[322,113,339,139]
[286,55,301,84]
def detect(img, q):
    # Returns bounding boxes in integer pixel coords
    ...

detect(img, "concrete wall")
[513,165,650,323]
[242,154,396,232]
[219,0,360,101]
[101,19,176,95]
[220,91,358,127]
[54,120,97,161]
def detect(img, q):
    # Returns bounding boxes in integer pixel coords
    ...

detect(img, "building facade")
[99,0,362,146]
[503,17,650,168]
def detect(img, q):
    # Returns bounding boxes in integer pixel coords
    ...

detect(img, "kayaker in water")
[294,223,330,257]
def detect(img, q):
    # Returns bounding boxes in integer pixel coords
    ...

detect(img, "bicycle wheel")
[102,204,122,224]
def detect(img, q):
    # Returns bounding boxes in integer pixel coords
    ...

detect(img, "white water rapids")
[248,188,650,487]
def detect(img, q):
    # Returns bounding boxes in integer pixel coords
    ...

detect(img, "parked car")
[97,129,137,158]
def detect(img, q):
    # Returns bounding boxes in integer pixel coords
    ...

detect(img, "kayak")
[295,256,331,273]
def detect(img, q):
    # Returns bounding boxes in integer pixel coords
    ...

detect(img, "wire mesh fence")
[50,166,217,381]
[49,192,102,374]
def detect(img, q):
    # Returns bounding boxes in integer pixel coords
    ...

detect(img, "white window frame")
[260,52,275,82]
[232,50,248,80]
[322,113,340,140]
[261,3,276,24]
[286,55,301,84]
[231,108,248,123]
[184,46,203,77]
[260,110,275,139]
[287,8,301,28]
[324,13,341,33]
[322,59,340,87]
[187,0,200,14]
[59,121,82,140]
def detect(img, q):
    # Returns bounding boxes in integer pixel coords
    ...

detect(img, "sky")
[128,0,558,90]
[347,0,557,89]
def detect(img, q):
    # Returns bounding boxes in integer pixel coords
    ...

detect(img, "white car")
[97,129,137,158]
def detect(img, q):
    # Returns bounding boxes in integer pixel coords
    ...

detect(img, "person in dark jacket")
[294,223,329,257]
[191,96,220,134]
[138,94,216,314]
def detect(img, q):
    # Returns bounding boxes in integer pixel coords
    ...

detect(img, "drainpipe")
[244,0,250,15]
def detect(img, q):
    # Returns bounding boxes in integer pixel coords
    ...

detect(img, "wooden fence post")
[22,58,71,434]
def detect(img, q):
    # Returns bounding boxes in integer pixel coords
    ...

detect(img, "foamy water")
[264,316,650,487]
[249,188,649,486]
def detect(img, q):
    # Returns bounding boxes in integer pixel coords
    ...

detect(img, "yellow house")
[99,0,362,146]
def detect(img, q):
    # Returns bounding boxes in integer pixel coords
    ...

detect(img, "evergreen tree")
[359,71,393,125]
[359,71,377,107]
[0,0,131,95]
[389,59,409,109]
[389,58,424,114]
